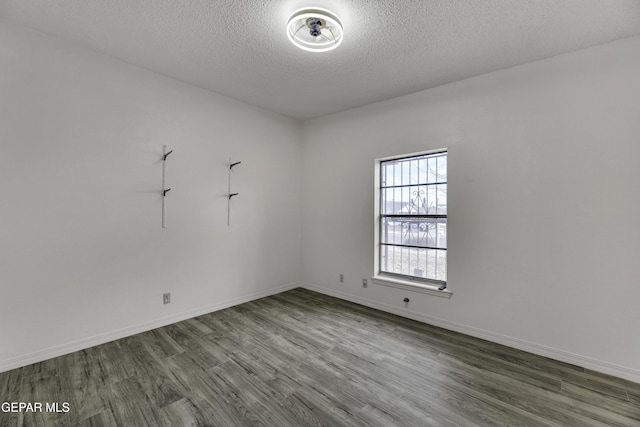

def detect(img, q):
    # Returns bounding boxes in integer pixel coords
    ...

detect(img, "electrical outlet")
[339,274,344,283]
[362,278,368,288]
[163,293,171,304]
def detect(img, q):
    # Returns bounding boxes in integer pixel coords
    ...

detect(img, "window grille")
[379,151,447,283]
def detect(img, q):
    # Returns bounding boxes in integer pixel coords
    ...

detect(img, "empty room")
[1,1,640,426]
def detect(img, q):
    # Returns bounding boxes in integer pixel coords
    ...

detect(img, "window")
[376,151,447,286]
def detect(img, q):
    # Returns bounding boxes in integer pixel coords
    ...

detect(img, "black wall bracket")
[227,159,241,225]
[162,146,173,228]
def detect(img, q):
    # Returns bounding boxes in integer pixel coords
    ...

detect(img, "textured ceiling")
[1,0,639,120]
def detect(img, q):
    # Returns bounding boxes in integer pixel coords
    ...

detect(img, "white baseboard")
[0,283,299,374]
[299,282,640,384]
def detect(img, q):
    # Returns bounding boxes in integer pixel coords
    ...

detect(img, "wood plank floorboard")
[1,288,639,426]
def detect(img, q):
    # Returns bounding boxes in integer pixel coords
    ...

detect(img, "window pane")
[409,159,419,185]
[380,217,447,249]
[392,187,404,213]
[437,184,447,214]
[401,160,408,185]
[380,246,447,282]
[426,186,436,213]
[383,162,395,187]
[381,188,389,214]
[400,187,409,210]
[427,156,437,184]
[380,217,403,245]
[437,155,447,181]
[391,185,428,215]
[419,157,427,185]
[410,186,427,214]
[381,163,387,188]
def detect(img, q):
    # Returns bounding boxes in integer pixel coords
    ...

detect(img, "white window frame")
[372,149,452,298]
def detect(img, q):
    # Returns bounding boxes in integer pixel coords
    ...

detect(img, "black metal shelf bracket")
[227,159,241,226]
[162,146,173,228]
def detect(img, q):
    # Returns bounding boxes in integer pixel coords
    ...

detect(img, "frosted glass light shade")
[287,8,343,52]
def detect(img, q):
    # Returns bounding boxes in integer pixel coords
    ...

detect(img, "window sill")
[371,275,452,299]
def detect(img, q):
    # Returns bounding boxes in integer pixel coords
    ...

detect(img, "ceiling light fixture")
[287,7,343,52]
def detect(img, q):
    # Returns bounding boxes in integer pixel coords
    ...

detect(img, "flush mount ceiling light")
[287,7,343,52]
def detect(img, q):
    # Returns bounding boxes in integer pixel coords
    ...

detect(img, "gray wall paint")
[0,22,302,365]
[301,36,640,377]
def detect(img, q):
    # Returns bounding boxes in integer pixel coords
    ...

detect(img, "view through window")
[379,151,447,283]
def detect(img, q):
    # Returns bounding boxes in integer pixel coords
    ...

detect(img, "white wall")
[0,21,302,371]
[301,36,640,381]
[3,18,639,383]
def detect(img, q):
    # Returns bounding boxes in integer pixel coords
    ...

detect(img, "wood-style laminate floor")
[1,288,639,426]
